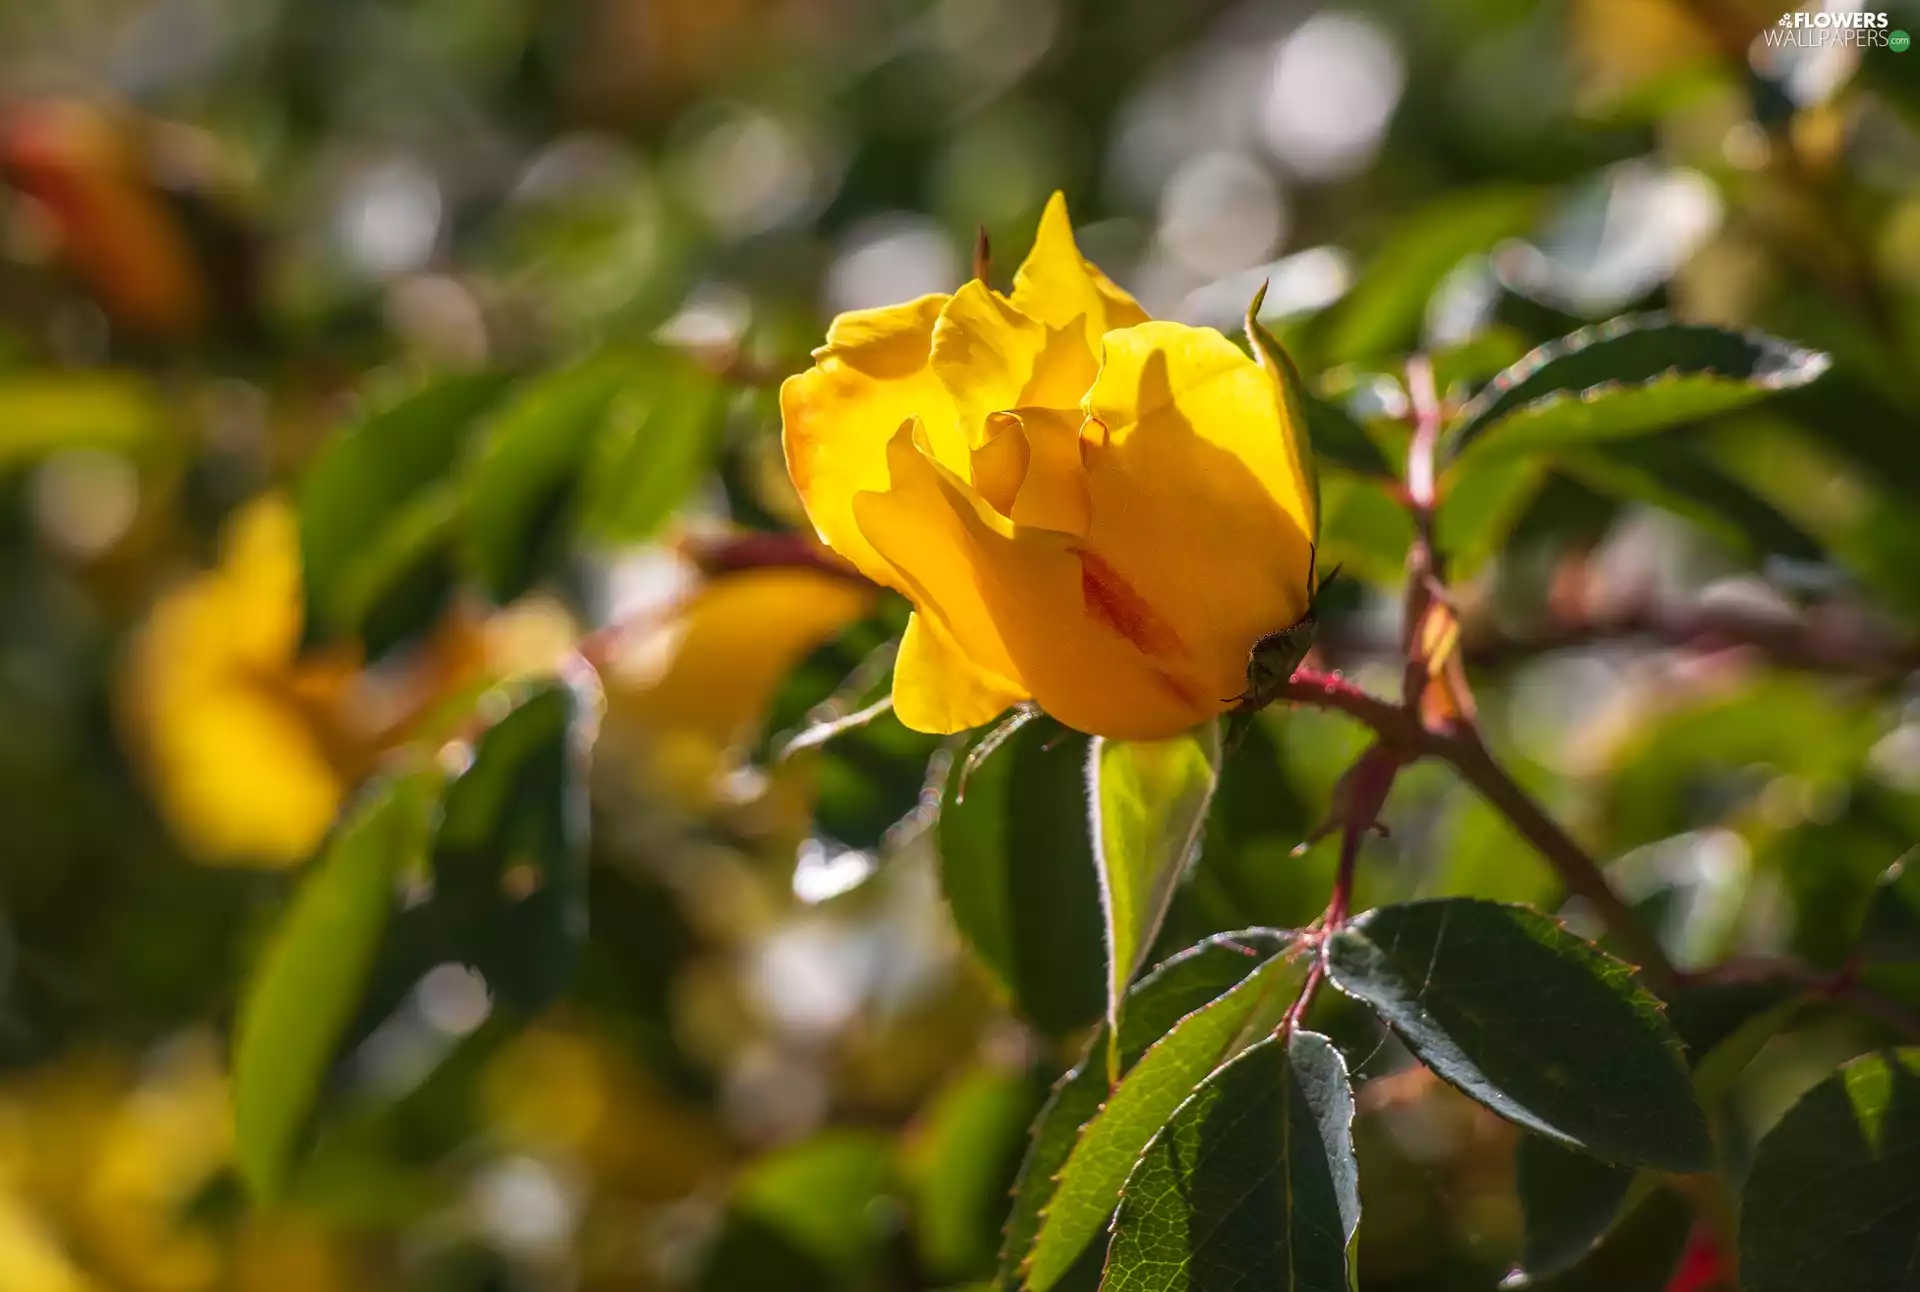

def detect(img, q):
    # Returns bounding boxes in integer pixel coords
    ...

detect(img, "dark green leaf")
[1515,1188,1695,1292]
[1861,853,1920,963]
[1667,978,1804,1064]
[1740,1048,1920,1292]
[1444,317,1829,462]
[1320,187,1542,365]
[1025,940,1304,1291]
[432,680,591,1014]
[1515,974,1802,1279]
[1669,978,1803,1106]
[233,772,435,1199]
[1090,726,1224,1044]
[1566,437,1824,563]
[576,350,724,543]
[299,373,512,651]
[940,718,1106,1036]
[1304,394,1395,479]
[1514,1136,1635,1280]
[1325,899,1710,1170]
[1100,1030,1357,1292]
[997,931,1294,1292]
[462,357,632,602]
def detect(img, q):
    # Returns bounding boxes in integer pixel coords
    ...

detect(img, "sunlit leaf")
[1024,940,1305,1291]
[1102,1031,1359,1292]
[998,930,1294,1292]
[1444,317,1829,462]
[299,373,512,652]
[462,356,632,602]
[1090,724,1224,1047]
[907,1063,1044,1283]
[233,771,436,1198]
[576,348,724,544]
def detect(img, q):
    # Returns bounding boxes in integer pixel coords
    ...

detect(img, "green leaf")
[1513,1137,1636,1281]
[998,930,1294,1292]
[1515,1188,1695,1292]
[701,1130,899,1292]
[461,357,632,603]
[907,1063,1044,1283]
[432,679,592,1014]
[1325,899,1710,1170]
[1319,469,1418,588]
[1444,317,1830,462]
[1740,1048,1920,1292]
[576,349,724,544]
[1434,454,1548,577]
[1669,978,1803,1107]
[940,718,1106,1036]
[1565,437,1824,563]
[299,372,513,651]
[1320,187,1542,365]
[1101,1031,1359,1292]
[232,772,435,1199]
[1304,395,1395,480]
[1090,724,1224,1048]
[1861,852,1920,964]
[1024,941,1305,1291]
[1514,974,1802,1280]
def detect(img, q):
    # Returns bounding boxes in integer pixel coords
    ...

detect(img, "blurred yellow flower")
[0,1037,361,1292]
[121,495,362,867]
[610,565,875,802]
[781,193,1316,740]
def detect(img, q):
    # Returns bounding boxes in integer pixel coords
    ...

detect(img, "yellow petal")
[892,611,1027,734]
[1010,192,1149,363]
[930,280,1048,447]
[618,567,876,749]
[151,686,345,865]
[1080,321,1316,710]
[969,413,1030,518]
[855,423,1212,740]
[1004,407,1092,536]
[780,294,964,585]
[971,409,1091,537]
[213,494,306,668]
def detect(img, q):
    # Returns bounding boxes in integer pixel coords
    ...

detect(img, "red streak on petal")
[1078,548,1188,665]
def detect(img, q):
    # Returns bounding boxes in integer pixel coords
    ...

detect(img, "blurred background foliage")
[2,0,1920,1288]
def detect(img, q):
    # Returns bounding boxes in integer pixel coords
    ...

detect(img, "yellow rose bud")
[780,193,1317,740]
